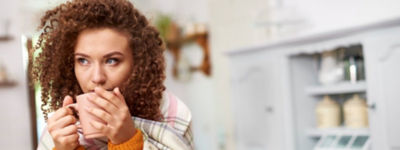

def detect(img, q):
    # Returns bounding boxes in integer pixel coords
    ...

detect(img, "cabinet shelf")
[305,81,367,96]
[306,127,370,137]
[0,36,12,41]
[0,80,17,87]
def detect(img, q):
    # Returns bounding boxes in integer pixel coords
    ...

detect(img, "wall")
[0,0,32,149]
[293,0,400,35]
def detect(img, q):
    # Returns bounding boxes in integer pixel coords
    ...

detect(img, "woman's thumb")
[62,95,74,107]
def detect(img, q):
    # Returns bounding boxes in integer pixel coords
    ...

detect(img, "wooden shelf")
[0,36,12,41]
[306,127,369,137]
[305,81,367,96]
[0,80,17,87]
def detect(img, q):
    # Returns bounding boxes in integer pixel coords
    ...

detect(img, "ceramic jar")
[316,95,341,128]
[343,94,369,128]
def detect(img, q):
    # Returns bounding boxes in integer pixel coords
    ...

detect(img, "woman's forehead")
[74,28,131,56]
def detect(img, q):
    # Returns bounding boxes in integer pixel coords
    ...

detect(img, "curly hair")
[32,0,166,121]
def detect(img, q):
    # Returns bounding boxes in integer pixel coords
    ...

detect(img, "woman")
[32,0,193,149]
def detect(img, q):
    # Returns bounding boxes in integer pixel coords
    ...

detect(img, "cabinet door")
[364,29,400,150]
[229,52,286,150]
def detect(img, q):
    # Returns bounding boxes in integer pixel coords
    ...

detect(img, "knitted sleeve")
[52,145,85,150]
[107,129,144,150]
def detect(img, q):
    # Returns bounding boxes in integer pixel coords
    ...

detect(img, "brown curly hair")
[32,0,166,121]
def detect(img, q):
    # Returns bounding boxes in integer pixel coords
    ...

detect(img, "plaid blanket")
[37,91,194,150]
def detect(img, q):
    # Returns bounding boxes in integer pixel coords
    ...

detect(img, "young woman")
[33,0,193,149]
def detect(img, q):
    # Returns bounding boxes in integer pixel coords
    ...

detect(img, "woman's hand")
[87,87,136,144]
[47,96,79,150]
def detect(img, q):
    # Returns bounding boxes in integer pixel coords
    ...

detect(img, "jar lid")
[320,95,339,106]
[344,94,366,106]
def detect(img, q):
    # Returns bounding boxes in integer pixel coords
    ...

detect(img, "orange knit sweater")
[52,130,143,150]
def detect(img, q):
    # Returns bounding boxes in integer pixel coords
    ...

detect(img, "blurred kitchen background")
[1,0,400,149]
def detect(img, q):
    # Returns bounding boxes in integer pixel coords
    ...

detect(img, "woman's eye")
[77,58,89,65]
[106,58,119,65]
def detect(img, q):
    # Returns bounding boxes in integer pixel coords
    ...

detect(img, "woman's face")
[74,28,133,93]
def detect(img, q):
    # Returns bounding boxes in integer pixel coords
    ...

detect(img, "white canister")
[318,50,344,85]
[343,94,369,128]
[316,95,341,128]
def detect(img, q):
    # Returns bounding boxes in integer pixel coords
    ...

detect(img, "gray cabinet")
[364,30,400,150]
[227,18,400,150]
[229,51,287,150]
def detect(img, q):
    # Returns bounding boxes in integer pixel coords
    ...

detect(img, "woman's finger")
[86,107,113,124]
[113,87,126,104]
[57,124,78,136]
[58,134,79,146]
[50,125,77,139]
[89,120,111,135]
[87,94,118,114]
[48,95,75,124]
[48,115,77,132]
[62,95,74,107]
[94,87,124,107]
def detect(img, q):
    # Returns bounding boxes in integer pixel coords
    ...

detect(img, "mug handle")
[66,103,77,111]
[66,103,81,129]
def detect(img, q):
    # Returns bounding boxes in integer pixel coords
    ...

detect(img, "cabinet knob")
[368,103,376,110]
[265,106,274,113]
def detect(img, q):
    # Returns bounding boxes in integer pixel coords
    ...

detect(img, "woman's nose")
[91,64,106,85]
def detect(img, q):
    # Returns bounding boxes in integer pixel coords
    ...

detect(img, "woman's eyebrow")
[74,53,89,57]
[104,51,124,58]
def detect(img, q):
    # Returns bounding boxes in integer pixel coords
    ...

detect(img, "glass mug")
[67,93,106,139]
